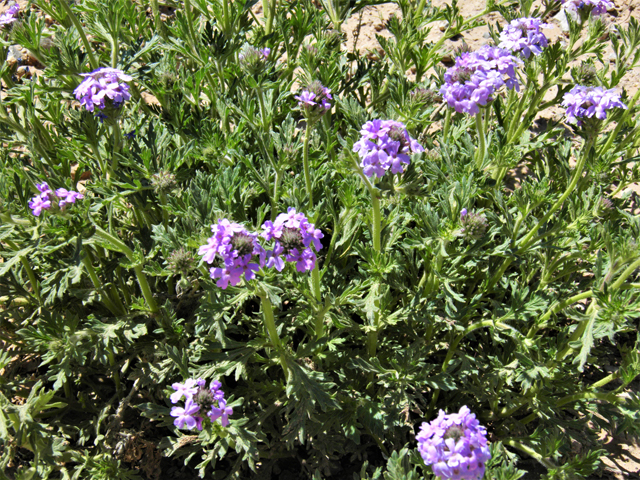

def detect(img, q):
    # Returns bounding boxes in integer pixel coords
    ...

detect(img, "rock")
[483,32,491,39]
[554,9,569,32]
[15,65,34,80]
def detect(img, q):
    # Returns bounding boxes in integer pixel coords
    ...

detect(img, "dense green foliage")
[1,0,640,478]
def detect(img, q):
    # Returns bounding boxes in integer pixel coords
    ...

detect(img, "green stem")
[303,122,314,209]
[527,290,593,338]
[159,193,169,228]
[475,112,486,170]
[271,170,282,221]
[259,294,289,379]
[265,0,277,34]
[311,269,323,339]
[598,88,640,156]
[81,248,124,316]
[366,189,382,357]
[58,0,98,70]
[183,0,199,53]
[556,391,620,408]
[371,188,381,253]
[108,351,123,396]
[610,256,640,291]
[502,439,558,470]
[590,371,620,389]
[93,226,159,313]
[150,0,165,38]
[442,107,451,140]
[518,137,594,250]
[19,257,41,304]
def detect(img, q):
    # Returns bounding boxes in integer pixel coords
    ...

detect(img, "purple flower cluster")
[440,46,522,116]
[0,3,19,27]
[28,183,84,216]
[73,67,132,113]
[295,81,332,119]
[498,17,550,58]
[170,378,232,430]
[261,208,323,273]
[198,219,264,289]
[416,406,491,480]
[198,209,322,289]
[353,120,424,178]
[562,0,613,16]
[562,85,627,125]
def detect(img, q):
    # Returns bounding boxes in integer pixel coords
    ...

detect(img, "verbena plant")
[1,0,640,478]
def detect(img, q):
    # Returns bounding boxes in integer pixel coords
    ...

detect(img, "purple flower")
[353,120,424,178]
[209,399,233,427]
[499,17,550,58]
[416,406,491,480]
[562,85,627,125]
[170,398,201,430]
[562,0,613,16]
[28,193,52,217]
[0,3,19,27]
[295,90,317,107]
[261,47,271,57]
[169,378,230,430]
[198,219,265,289]
[260,208,323,273]
[36,183,52,194]
[28,182,84,216]
[170,379,199,404]
[440,46,522,115]
[74,67,132,113]
[55,188,84,208]
[295,81,332,119]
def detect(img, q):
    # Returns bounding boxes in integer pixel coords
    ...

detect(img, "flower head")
[74,67,132,114]
[28,182,83,216]
[416,406,491,480]
[198,219,265,289]
[353,120,424,178]
[55,188,84,209]
[169,378,230,431]
[498,17,550,58]
[295,81,332,120]
[562,85,626,126]
[0,3,19,27]
[562,0,613,16]
[260,208,322,273]
[239,46,271,74]
[440,46,522,115]
[460,210,488,240]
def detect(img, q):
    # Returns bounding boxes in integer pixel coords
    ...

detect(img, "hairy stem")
[58,0,98,70]
[259,294,289,379]
[303,122,313,209]
[475,112,486,170]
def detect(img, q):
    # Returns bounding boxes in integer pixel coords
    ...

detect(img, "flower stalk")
[58,0,98,70]
[93,226,159,314]
[259,293,289,379]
